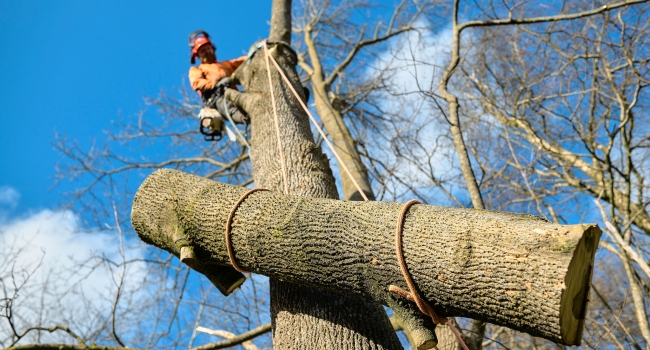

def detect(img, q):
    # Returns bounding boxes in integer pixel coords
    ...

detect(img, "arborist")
[188,30,248,141]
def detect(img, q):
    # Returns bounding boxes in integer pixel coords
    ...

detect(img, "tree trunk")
[217,1,402,348]
[132,169,601,346]
[305,39,374,201]
[302,25,444,350]
[439,12,487,349]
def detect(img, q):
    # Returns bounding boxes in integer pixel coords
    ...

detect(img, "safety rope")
[263,42,369,201]
[389,200,469,350]
[225,188,269,273]
[222,98,252,151]
[261,41,468,349]
[263,42,290,195]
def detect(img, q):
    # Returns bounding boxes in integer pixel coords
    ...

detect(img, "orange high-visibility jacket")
[188,56,246,95]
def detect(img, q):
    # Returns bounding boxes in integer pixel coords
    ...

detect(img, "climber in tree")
[188,30,249,139]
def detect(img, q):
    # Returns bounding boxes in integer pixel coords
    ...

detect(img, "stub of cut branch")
[132,169,601,345]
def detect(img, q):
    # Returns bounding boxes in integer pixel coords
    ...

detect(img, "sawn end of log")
[131,169,601,345]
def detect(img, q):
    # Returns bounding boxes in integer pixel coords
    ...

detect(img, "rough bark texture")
[302,26,444,349]
[222,12,402,347]
[435,322,463,350]
[309,83,440,348]
[269,0,292,44]
[304,39,374,201]
[132,169,601,345]
[438,4,488,348]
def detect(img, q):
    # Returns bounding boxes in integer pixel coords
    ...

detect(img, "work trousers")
[202,83,249,125]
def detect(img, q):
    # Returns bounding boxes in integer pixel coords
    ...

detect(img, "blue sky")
[0,3,278,347]
[1,1,636,347]
[0,1,271,215]
[0,3,443,347]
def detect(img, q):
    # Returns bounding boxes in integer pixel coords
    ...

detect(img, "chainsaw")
[198,107,234,141]
[197,78,251,150]
[198,78,236,142]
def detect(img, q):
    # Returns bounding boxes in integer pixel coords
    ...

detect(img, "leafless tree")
[4,0,431,348]
[6,0,649,349]
[409,0,650,348]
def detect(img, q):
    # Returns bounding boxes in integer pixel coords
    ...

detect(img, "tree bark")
[132,169,601,346]
[269,0,292,44]
[222,1,402,347]
[304,31,374,202]
[438,3,487,347]
[301,21,443,350]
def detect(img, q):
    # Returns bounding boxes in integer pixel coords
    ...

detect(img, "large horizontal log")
[131,169,601,345]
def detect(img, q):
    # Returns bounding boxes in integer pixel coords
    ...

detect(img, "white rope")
[263,42,369,201]
[263,41,290,195]
[222,98,252,151]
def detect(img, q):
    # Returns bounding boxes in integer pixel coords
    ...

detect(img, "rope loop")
[389,200,469,350]
[225,188,269,272]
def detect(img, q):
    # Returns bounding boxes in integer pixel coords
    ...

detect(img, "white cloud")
[370,23,452,96]
[0,210,132,269]
[0,208,145,346]
[0,186,20,208]
[359,22,468,204]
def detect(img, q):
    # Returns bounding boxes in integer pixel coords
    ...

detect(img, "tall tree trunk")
[437,2,488,348]
[222,1,402,348]
[303,28,446,349]
[306,44,374,202]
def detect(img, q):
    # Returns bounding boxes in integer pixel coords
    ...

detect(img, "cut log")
[132,169,601,345]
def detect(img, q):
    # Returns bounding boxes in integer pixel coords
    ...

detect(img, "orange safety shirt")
[189,56,247,95]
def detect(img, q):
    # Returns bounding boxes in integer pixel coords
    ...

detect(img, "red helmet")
[189,30,215,64]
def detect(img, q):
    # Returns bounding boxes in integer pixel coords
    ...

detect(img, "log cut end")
[407,321,438,350]
[559,224,601,345]
[204,266,247,296]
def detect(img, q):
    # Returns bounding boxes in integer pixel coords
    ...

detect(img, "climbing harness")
[197,78,251,150]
